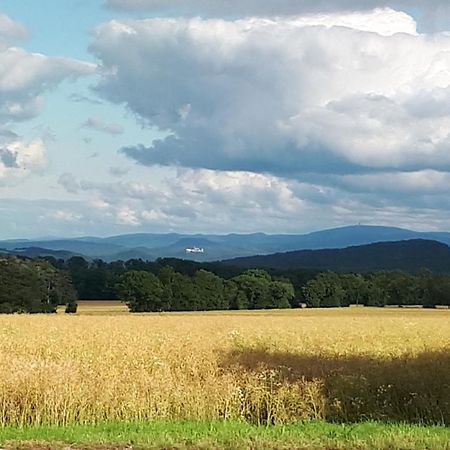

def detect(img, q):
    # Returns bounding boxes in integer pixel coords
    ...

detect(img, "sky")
[1,1,450,238]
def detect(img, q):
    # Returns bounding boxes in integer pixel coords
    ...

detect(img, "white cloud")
[91,10,450,180]
[0,12,95,125]
[0,11,96,188]
[0,13,27,46]
[0,47,95,123]
[116,206,141,225]
[0,138,46,184]
[59,168,308,231]
[54,167,450,233]
[275,9,417,36]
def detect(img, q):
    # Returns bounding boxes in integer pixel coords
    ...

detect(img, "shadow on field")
[220,348,450,424]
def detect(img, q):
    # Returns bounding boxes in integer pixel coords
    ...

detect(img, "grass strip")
[1,420,449,450]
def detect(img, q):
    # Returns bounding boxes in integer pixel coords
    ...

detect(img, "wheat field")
[0,306,449,427]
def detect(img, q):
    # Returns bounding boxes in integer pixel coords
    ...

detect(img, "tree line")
[47,256,450,309]
[118,267,450,311]
[44,256,316,303]
[303,270,450,308]
[45,256,450,309]
[0,255,77,314]
[2,254,450,313]
[117,268,294,312]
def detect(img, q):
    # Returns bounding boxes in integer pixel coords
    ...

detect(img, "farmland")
[0,301,450,449]
[0,305,449,448]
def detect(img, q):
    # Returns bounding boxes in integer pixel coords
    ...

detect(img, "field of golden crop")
[0,305,449,427]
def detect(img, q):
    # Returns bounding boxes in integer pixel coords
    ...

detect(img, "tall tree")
[116,271,166,312]
[302,272,345,308]
[193,270,228,310]
[0,256,69,313]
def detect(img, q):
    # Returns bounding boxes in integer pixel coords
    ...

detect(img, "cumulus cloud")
[0,13,95,125]
[53,167,450,233]
[82,117,124,135]
[90,10,450,180]
[0,13,27,46]
[58,168,307,231]
[0,47,95,123]
[104,0,450,31]
[0,11,96,186]
[83,8,450,234]
[0,138,46,184]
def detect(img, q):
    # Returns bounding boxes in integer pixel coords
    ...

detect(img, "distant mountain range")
[1,225,450,263]
[224,239,450,273]
[0,247,81,260]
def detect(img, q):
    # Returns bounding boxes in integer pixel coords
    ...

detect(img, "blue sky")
[1,0,450,238]
[0,0,106,59]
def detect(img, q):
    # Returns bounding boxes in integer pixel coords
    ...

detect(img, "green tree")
[0,256,57,313]
[193,270,228,310]
[169,271,197,311]
[269,280,294,308]
[338,274,368,306]
[116,271,166,312]
[363,274,389,307]
[388,272,417,306]
[232,269,272,309]
[417,269,437,308]
[224,280,249,310]
[158,266,199,311]
[433,274,450,308]
[302,272,345,308]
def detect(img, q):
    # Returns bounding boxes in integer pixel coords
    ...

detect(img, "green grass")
[1,420,449,449]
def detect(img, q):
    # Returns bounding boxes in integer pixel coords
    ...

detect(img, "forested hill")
[223,239,450,273]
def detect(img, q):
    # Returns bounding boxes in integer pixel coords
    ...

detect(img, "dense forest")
[301,270,450,308]
[226,239,450,272]
[43,255,316,304]
[1,254,450,313]
[47,256,450,310]
[0,255,77,313]
[117,268,294,312]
